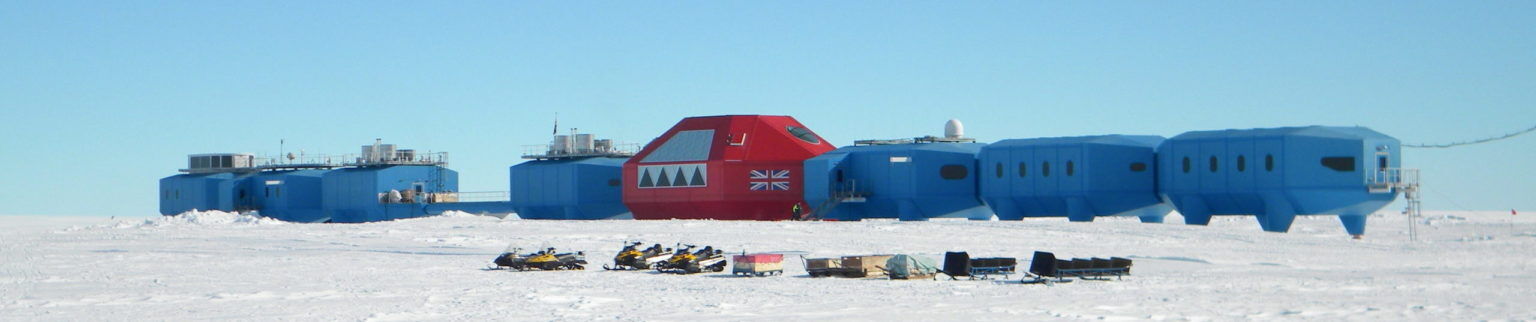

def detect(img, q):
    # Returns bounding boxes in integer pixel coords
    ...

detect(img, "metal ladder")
[1368,168,1423,242]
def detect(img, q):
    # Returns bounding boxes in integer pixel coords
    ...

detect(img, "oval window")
[1066,161,1075,176]
[941,165,969,180]
[1265,154,1275,172]
[1182,157,1191,173]
[786,126,821,144]
[1237,155,1247,172]
[608,179,621,187]
[1018,162,1027,177]
[995,163,1003,178]
[1209,156,1218,173]
[1130,162,1147,172]
[1042,162,1051,177]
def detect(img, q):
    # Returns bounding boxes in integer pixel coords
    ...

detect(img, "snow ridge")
[116,210,285,228]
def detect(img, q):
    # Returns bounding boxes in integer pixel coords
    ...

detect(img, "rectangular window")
[640,130,715,163]
[1321,156,1356,172]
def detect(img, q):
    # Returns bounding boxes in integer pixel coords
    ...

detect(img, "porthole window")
[1066,161,1075,176]
[1209,156,1218,173]
[1018,163,1027,178]
[1265,154,1275,172]
[995,163,1003,178]
[1182,157,1191,173]
[941,165,969,180]
[1321,156,1356,172]
[786,126,821,144]
[1042,162,1051,177]
[1129,162,1147,172]
[1237,155,1247,172]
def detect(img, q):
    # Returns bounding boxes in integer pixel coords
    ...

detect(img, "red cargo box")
[732,253,784,263]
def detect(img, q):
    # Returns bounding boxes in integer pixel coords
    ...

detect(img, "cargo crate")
[839,255,894,277]
[732,253,785,277]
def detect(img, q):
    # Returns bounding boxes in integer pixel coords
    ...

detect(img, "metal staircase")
[803,180,867,221]
[1368,168,1423,242]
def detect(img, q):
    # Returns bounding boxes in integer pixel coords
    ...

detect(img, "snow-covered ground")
[3,210,1534,321]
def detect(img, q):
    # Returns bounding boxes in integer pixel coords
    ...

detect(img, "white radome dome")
[944,119,964,138]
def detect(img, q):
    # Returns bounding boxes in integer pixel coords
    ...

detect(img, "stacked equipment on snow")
[804,257,844,277]
[884,254,940,280]
[841,255,894,278]
[732,253,785,277]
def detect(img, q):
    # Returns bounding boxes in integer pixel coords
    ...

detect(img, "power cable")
[1404,124,1536,148]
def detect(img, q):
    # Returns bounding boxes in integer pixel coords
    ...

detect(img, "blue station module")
[322,164,458,223]
[240,169,329,223]
[160,141,503,223]
[159,153,256,215]
[1157,126,1401,235]
[508,132,634,219]
[978,135,1172,223]
[159,172,240,215]
[803,121,993,221]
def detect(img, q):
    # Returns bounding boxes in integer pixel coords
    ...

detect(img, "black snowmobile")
[603,242,673,270]
[492,247,588,271]
[655,244,728,274]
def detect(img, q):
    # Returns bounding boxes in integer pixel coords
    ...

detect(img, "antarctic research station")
[161,115,1415,237]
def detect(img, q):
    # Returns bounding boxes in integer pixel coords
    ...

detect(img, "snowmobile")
[492,247,588,271]
[603,242,673,270]
[655,244,728,274]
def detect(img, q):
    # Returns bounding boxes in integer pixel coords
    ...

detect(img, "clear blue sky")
[2,1,1532,217]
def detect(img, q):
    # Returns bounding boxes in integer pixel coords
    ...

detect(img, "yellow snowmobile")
[493,247,587,271]
[655,245,727,274]
[603,242,672,270]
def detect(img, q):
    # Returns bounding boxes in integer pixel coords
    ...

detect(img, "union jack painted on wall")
[749,169,790,179]
[748,169,791,191]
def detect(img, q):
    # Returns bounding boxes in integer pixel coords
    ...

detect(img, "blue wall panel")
[243,170,328,223]
[508,157,631,220]
[159,173,237,215]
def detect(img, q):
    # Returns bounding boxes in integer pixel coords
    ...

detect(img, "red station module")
[623,115,836,220]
